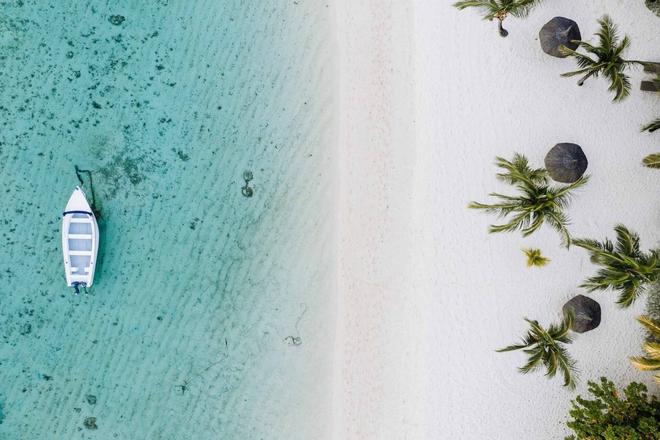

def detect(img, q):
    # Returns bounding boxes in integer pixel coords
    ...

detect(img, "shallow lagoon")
[0,1,335,438]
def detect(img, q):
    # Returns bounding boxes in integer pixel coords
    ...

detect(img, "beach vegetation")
[452,0,544,37]
[643,153,660,168]
[522,248,550,267]
[565,377,660,439]
[646,0,660,17]
[497,315,576,389]
[573,225,660,308]
[630,315,660,384]
[469,154,587,247]
[561,15,649,102]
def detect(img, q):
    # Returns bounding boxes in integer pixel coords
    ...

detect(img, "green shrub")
[565,377,660,439]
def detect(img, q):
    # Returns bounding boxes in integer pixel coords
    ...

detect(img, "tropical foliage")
[497,315,576,388]
[565,378,660,439]
[630,315,660,384]
[643,153,660,168]
[469,154,587,247]
[452,0,544,37]
[522,248,550,267]
[561,15,648,102]
[573,225,660,308]
[647,0,660,18]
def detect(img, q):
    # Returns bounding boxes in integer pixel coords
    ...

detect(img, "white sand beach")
[335,1,659,439]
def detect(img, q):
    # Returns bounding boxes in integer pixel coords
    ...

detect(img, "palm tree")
[469,154,588,247]
[523,248,550,267]
[560,15,649,102]
[453,0,544,37]
[630,315,660,384]
[573,225,660,308]
[497,315,576,388]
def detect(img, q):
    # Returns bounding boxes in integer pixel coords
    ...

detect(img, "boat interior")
[67,213,94,276]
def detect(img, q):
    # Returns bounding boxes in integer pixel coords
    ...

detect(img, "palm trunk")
[497,18,508,37]
[577,71,596,86]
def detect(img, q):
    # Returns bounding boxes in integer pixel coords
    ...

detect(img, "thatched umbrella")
[539,17,581,58]
[563,295,601,333]
[544,143,588,183]
[647,0,660,17]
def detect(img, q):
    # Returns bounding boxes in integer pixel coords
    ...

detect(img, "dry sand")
[335,1,659,438]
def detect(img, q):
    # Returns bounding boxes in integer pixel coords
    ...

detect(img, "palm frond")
[638,315,660,335]
[643,153,660,169]
[555,345,577,389]
[631,315,660,383]
[452,1,494,12]
[642,118,660,133]
[507,0,544,18]
[617,282,642,308]
[604,66,631,101]
[596,15,617,51]
[519,346,544,373]
[630,356,660,370]
[614,224,639,255]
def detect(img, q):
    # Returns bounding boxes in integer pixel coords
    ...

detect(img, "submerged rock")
[563,295,601,333]
[83,416,98,430]
[539,17,581,58]
[108,15,125,26]
[544,143,588,183]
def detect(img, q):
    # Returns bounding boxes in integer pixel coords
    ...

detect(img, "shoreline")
[334,1,428,438]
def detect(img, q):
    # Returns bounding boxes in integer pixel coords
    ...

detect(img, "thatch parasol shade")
[563,295,601,333]
[647,0,660,17]
[539,17,581,58]
[544,143,588,183]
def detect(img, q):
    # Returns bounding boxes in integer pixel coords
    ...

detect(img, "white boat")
[62,186,99,292]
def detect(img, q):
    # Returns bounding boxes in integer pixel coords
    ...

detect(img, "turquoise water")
[0,1,335,438]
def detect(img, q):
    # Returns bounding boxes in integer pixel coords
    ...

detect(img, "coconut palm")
[630,315,660,384]
[560,15,649,102]
[469,154,588,247]
[497,315,576,388]
[453,0,544,37]
[573,225,660,308]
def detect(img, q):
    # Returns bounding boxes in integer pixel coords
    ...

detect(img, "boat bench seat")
[68,233,92,239]
[69,250,93,256]
[70,267,90,276]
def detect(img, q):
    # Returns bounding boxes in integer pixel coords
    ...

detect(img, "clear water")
[0,1,335,438]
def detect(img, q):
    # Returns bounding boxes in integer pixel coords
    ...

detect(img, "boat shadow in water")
[73,165,107,291]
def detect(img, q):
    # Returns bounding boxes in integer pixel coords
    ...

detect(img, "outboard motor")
[72,282,87,295]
